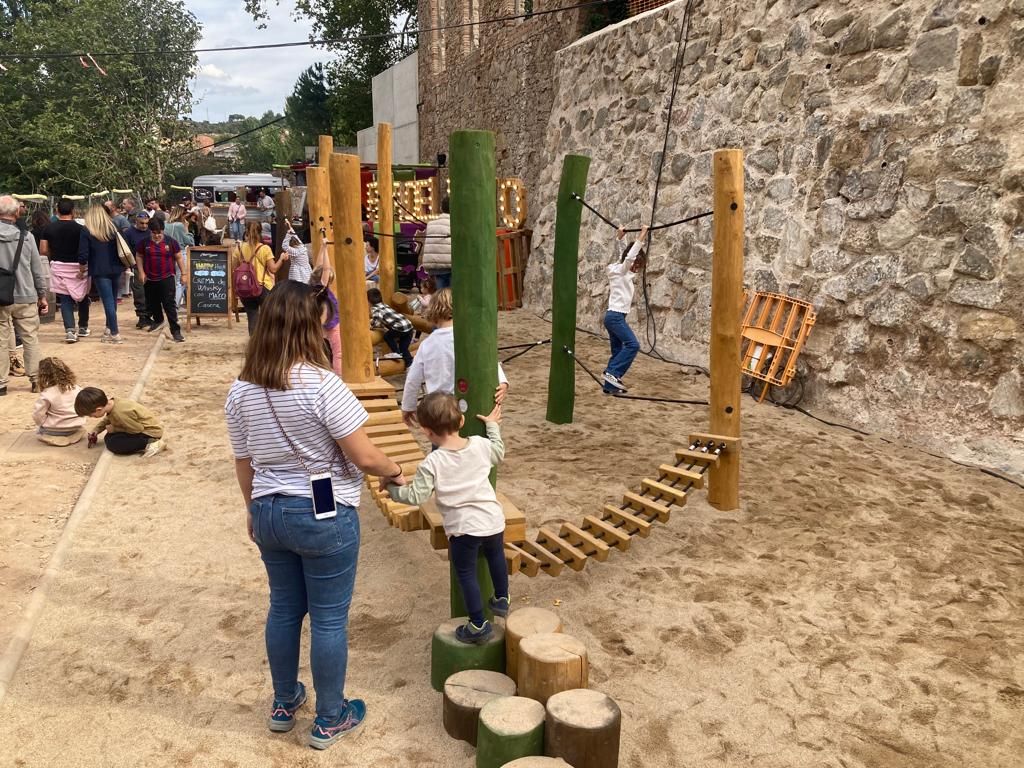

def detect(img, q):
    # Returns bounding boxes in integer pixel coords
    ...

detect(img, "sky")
[189,0,330,123]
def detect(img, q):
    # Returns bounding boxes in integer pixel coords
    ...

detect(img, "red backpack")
[232,244,262,299]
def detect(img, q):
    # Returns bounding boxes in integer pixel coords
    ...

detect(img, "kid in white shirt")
[603,224,649,395]
[387,393,509,644]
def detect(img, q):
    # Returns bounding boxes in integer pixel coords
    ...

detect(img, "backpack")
[232,244,262,299]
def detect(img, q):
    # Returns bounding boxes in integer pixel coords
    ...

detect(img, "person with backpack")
[233,220,286,334]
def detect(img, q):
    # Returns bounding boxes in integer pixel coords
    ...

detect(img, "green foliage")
[231,111,304,172]
[285,64,333,147]
[0,0,201,196]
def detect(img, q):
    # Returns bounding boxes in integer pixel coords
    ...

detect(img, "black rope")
[571,193,711,232]
[501,339,551,363]
[392,197,428,226]
[574,321,709,377]
[564,346,708,406]
[499,339,550,351]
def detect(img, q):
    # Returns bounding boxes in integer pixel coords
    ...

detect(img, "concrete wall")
[357,51,420,164]
[523,0,1024,474]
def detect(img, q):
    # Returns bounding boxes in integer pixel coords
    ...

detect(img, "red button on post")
[457,378,469,394]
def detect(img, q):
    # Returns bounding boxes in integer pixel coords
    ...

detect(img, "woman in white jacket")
[418,196,452,288]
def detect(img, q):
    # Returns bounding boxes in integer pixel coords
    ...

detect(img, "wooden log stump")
[442,670,516,746]
[476,696,545,768]
[500,758,573,768]
[431,617,506,691]
[517,633,587,705]
[505,608,563,685]
[544,689,621,768]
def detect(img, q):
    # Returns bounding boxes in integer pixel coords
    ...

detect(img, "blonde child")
[74,386,165,457]
[387,393,509,643]
[311,264,342,376]
[32,357,86,446]
[400,288,508,429]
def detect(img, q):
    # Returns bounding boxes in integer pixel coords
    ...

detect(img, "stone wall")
[524,0,1024,474]
[418,0,587,202]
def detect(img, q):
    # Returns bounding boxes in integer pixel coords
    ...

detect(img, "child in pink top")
[32,357,86,446]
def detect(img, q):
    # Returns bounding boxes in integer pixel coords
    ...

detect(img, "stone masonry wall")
[524,0,1024,474]
[418,0,587,204]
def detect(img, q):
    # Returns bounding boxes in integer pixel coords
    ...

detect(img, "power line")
[170,114,289,159]
[0,0,613,61]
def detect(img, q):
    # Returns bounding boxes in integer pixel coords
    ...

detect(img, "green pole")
[449,130,498,620]
[546,154,591,424]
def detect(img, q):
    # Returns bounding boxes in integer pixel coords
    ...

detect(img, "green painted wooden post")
[449,130,498,619]
[546,154,591,424]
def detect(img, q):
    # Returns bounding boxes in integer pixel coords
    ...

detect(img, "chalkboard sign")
[186,246,233,329]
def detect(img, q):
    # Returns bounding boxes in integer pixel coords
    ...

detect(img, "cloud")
[189,0,333,122]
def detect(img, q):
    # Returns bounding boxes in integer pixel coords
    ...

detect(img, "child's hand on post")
[477,403,502,425]
[494,382,509,405]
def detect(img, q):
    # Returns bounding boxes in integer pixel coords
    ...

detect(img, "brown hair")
[425,287,453,325]
[37,357,77,392]
[239,280,330,389]
[74,386,108,416]
[311,264,335,289]
[416,392,462,435]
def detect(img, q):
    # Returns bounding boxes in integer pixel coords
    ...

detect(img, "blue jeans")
[449,532,509,625]
[93,276,120,336]
[229,220,244,241]
[603,310,639,386]
[251,494,360,720]
[58,293,90,331]
[431,271,451,290]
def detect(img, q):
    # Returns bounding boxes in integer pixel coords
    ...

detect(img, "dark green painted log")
[546,154,591,425]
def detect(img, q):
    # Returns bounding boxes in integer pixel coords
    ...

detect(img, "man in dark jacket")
[122,210,152,328]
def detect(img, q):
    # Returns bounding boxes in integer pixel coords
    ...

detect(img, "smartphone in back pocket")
[309,472,338,520]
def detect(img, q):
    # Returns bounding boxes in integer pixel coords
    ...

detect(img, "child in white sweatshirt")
[602,224,649,395]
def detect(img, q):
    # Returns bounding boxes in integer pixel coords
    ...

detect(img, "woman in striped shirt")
[225,280,406,749]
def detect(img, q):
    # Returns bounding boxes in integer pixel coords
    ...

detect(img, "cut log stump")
[517,633,588,705]
[476,696,545,768]
[500,758,573,768]
[431,618,506,691]
[442,670,516,746]
[505,608,563,685]
[545,688,621,768]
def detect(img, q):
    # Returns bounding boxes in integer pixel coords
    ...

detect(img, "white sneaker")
[64,330,78,344]
[142,438,165,458]
[107,334,125,345]
[602,372,627,393]
[77,328,90,338]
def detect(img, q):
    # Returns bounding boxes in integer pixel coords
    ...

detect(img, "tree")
[232,112,304,172]
[285,64,332,147]
[0,0,201,196]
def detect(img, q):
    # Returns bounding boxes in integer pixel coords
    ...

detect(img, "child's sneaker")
[602,372,627,393]
[309,699,366,749]
[455,620,493,644]
[268,681,306,732]
[142,438,165,458]
[489,595,511,618]
[77,327,90,337]
[64,329,78,343]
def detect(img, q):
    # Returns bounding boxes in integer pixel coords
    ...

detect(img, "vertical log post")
[546,154,591,425]
[306,166,331,262]
[708,149,744,511]
[329,153,375,384]
[275,182,293,281]
[449,129,498,618]
[377,122,397,303]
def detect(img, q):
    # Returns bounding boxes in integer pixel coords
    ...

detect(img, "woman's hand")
[246,511,255,543]
[402,410,418,428]
[477,403,502,425]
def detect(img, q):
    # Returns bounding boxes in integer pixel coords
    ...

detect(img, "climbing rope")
[563,346,708,406]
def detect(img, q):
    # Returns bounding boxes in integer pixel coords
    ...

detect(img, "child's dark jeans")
[104,432,157,455]
[384,328,414,368]
[449,531,509,625]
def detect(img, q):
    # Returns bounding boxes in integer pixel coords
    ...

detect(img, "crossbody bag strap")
[262,382,346,475]
[12,229,26,273]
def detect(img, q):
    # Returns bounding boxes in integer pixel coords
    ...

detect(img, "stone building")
[420,0,1024,475]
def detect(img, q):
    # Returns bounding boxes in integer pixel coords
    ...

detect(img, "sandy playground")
[0,303,1022,767]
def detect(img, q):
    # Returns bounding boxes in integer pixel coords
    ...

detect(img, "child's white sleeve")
[401,351,426,412]
[388,461,436,506]
[485,422,505,465]
[498,363,508,386]
[622,239,643,267]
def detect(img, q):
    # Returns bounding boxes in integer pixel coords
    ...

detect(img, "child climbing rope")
[602,224,649,395]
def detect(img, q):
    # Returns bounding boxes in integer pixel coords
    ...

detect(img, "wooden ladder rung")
[365,422,410,437]
[675,448,719,466]
[600,505,652,538]
[658,464,704,489]
[536,527,589,571]
[581,515,632,551]
[505,542,542,577]
[688,433,741,451]
[621,491,672,523]
[560,521,611,562]
[372,432,421,447]
[365,410,405,427]
[361,398,400,412]
[504,544,522,576]
[640,479,689,506]
[520,539,565,577]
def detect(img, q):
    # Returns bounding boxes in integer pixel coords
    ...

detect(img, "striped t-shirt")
[224,364,368,506]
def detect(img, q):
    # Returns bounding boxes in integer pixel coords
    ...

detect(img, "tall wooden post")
[546,154,591,425]
[330,153,375,384]
[275,182,293,281]
[708,149,744,511]
[449,130,498,619]
[318,134,333,166]
[307,167,331,260]
[377,122,397,302]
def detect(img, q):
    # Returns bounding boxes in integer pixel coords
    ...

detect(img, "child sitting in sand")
[74,386,165,457]
[400,288,508,428]
[32,357,86,446]
[387,392,510,643]
[602,224,649,395]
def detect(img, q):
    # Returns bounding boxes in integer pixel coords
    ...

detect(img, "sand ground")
[0,306,1022,768]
